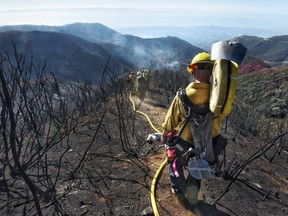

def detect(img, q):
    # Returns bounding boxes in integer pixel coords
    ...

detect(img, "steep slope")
[237,65,288,119]
[58,23,205,69]
[101,35,204,69]
[0,30,131,83]
[0,28,205,82]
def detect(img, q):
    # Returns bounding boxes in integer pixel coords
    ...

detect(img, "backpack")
[176,88,215,164]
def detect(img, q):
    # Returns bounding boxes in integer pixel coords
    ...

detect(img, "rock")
[141,206,154,216]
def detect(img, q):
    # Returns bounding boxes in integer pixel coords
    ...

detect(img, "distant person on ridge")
[161,52,227,208]
[126,71,135,91]
[135,70,148,101]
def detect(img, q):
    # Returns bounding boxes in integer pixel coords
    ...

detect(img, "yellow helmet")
[187,52,213,73]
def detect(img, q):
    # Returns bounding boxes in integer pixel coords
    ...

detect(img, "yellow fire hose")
[129,95,161,134]
[129,94,168,216]
[150,158,168,216]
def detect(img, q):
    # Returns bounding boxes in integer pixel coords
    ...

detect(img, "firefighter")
[126,71,135,91]
[135,70,148,101]
[161,52,227,208]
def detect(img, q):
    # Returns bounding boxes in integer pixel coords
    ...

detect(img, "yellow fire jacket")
[162,82,226,143]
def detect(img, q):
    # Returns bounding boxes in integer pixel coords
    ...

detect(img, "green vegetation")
[237,67,288,119]
[233,66,288,139]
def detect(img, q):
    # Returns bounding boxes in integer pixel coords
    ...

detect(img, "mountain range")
[0,23,287,82]
[115,25,283,49]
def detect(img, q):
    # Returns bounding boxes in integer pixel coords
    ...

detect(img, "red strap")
[172,158,179,177]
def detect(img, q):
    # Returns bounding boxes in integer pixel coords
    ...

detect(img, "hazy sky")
[1,0,288,31]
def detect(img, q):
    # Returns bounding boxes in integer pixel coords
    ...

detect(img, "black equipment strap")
[173,88,210,144]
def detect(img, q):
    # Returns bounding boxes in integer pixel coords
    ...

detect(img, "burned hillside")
[0,46,287,216]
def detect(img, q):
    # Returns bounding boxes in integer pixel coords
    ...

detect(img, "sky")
[1,0,288,32]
